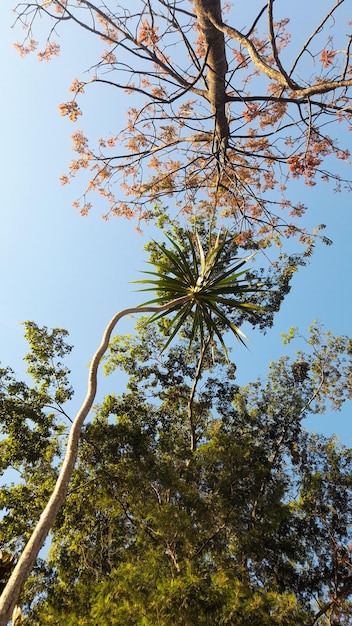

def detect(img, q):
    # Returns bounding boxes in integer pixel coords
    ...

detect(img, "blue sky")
[1,2,351,443]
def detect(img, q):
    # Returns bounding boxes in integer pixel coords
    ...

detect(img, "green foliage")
[144,216,308,335]
[281,321,352,412]
[0,551,15,595]
[22,322,73,405]
[135,228,264,358]
[132,218,308,369]
[0,325,73,552]
[0,321,350,624]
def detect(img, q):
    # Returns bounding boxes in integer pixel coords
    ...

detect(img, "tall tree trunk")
[194,0,229,152]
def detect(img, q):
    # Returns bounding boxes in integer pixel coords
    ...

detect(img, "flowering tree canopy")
[13,0,352,246]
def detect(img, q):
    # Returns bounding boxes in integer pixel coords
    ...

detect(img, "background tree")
[1,318,352,624]
[0,225,267,623]
[13,0,352,247]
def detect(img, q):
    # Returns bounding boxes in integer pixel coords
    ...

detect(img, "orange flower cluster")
[232,49,248,68]
[320,49,336,68]
[69,78,85,95]
[13,39,38,58]
[288,153,322,180]
[101,50,117,64]
[37,41,60,62]
[137,20,159,46]
[58,101,82,122]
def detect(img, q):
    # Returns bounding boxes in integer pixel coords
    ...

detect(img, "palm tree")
[0,230,263,625]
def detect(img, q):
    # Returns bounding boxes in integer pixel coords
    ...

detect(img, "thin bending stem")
[0,298,187,626]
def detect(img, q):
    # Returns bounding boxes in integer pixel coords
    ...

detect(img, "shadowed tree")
[13,0,352,246]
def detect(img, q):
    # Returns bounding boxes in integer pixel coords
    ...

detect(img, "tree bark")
[194,0,229,152]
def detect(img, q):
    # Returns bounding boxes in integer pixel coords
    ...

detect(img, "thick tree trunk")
[194,0,229,152]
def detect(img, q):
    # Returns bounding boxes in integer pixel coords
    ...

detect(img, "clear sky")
[1,2,351,445]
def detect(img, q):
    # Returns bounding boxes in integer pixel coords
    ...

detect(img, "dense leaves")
[1,321,352,624]
[0,552,15,596]
[0,324,72,553]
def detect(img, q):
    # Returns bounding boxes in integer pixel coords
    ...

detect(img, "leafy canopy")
[1,321,352,624]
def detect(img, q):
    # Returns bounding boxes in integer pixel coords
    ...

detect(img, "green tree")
[1,318,352,624]
[0,228,265,624]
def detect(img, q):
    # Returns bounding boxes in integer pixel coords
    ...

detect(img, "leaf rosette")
[134,230,264,358]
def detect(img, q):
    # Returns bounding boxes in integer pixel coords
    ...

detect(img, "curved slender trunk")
[0,298,187,626]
